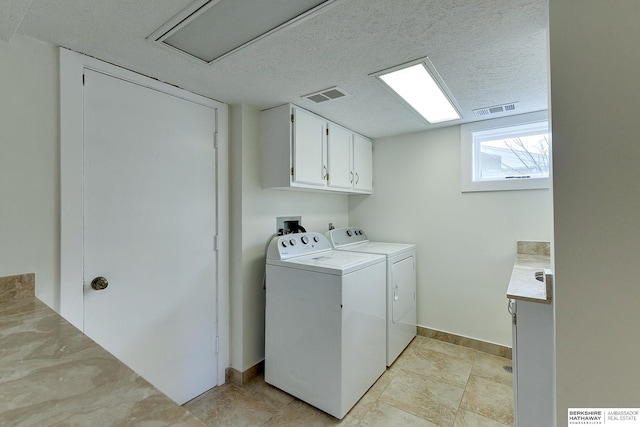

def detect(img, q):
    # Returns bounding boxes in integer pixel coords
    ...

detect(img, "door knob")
[91,276,109,290]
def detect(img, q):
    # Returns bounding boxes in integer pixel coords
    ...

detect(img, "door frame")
[59,48,230,386]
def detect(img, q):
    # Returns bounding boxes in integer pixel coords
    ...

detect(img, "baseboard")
[417,326,512,360]
[225,329,510,386]
[225,360,264,386]
[0,273,35,303]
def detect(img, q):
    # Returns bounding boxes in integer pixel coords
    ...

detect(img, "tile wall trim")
[227,326,512,388]
[225,361,264,386]
[517,240,551,256]
[417,326,512,359]
[0,273,35,303]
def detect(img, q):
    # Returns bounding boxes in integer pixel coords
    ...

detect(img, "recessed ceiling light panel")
[373,58,462,124]
[149,0,339,64]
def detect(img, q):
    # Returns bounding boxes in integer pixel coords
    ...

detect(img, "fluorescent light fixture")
[375,58,461,124]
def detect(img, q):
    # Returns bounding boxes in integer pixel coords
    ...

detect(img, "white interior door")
[82,69,218,404]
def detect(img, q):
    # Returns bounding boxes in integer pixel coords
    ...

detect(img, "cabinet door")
[292,107,327,187]
[327,123,353,190]
[353,134,373,192]
[513,300,554,427]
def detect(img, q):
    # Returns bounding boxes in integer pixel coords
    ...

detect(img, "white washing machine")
[326,227,417,366]
[265,232,386,419]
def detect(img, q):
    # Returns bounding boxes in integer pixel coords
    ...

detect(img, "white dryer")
[265,232,386,419]
[326,227,417,366]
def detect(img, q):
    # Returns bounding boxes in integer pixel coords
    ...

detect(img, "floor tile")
[378,369,465,427]
[261,399,358,427]
[419,337,478,362]
[184,384,277,427]
[386,337,420,377]
[459,376,514,426]
[183,338,515,427]
[402,344,475,388]
[470,352,513,387]
[454,408,511,427]
[347,370,394,420]
[360,401,440,427]
[241,374,295,410]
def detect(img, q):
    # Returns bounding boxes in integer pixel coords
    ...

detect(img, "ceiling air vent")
[473,102,519,117]
[303,86,350,103]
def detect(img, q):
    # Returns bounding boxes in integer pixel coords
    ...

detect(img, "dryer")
[326,227,417,366]
[265,232,386,419]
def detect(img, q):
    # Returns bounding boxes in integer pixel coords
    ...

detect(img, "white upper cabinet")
[352,134,373,193]
[292,107,327,187]
[327,123,353,190]
[261,104,372,195]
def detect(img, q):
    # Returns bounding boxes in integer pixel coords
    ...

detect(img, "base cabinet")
[261,104,372,194]
[510,299,554,427]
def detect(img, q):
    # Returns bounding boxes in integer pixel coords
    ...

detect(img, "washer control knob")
[346,230,353,237]
[281,241,288,248]
[313,236,319,242]
[301,236,309,244]
[289,239,296,246]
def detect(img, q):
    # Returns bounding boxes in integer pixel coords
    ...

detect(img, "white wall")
[550,2,640,424]
[349,125,553,346]
[0,35,60,309]
[230,104,349,371]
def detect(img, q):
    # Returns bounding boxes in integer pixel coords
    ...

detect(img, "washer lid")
[267,249,385,275]
[335,241,416,257]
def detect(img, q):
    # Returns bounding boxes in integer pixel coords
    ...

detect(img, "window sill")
[461,177,550,192]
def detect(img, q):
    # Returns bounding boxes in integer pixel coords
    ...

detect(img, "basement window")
[461,111,550,192]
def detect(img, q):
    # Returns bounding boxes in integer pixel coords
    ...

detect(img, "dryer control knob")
[313,236,319,242]
[346,230,353,237]
[301,236,309,244]
[289,239,296,246]
[281,241,288,248]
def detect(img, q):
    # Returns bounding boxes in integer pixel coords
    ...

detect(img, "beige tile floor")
[184,336,514,427]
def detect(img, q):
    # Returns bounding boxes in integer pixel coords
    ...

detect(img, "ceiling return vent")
[473,102,519,117]
[303,86,350,103]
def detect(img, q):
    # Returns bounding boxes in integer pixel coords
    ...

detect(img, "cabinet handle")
[323,165,328,180]
[350,171,354,183]
[508,299,517,324]
[355,172,360,184]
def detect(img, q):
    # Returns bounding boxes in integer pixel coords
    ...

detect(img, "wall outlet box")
[277,216,302,234]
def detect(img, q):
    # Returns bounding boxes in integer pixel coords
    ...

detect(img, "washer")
[326,227,417,366]
[265,232,386,419]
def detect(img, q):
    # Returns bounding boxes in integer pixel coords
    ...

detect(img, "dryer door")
[392,256,416,324]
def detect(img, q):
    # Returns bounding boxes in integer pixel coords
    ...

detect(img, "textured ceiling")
[3,0,548,138]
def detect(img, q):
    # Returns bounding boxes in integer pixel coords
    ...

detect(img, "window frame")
[461,111,550,192]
